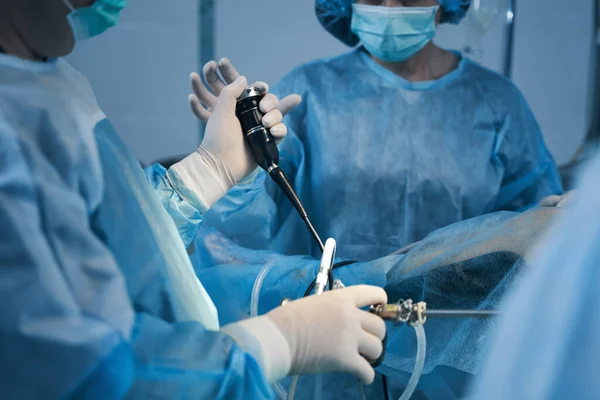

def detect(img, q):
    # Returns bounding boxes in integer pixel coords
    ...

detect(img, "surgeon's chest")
[303,91,503,214]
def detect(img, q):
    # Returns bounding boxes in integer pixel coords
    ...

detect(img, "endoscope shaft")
[425,309,502,318]
[370,301,502,323]
[269,167,324,252]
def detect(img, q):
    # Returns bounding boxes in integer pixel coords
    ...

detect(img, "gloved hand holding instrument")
[188,58,324,251]
[225,284,388,385]
[169,58,301,212]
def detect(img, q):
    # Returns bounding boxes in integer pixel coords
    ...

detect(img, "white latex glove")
[167,59,302,211]
[189,58,302,121]
[538,190,577,208]
[222,285,387,384]
[167,73,286,211]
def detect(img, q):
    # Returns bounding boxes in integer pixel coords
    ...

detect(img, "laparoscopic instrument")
[370,300,502,325]
[370,300,501,400]
[236,87,324,252]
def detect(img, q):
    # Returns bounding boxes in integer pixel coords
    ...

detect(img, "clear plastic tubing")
[287,376,299,400]
[398,324,427,400]
[251,262,288,400]
[250,262,273,318]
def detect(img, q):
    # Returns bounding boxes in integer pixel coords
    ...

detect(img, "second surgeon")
[193,0,563,262]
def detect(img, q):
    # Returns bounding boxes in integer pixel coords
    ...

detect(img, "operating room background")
[67,0,595,172]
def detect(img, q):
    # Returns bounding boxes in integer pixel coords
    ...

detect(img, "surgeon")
[0,0,388,398]
[191,0,563,262]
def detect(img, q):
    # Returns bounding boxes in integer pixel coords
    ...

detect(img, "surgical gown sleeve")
[130,313,274,399]
[145,161,287,249]
[0,127,275,399]
[0,128,135,399]
[145,163,205,247]
[493,91,563,211]
[469,153,600,400]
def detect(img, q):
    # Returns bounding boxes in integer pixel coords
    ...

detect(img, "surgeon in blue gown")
[193,0,563,262]
[0,0,389,398]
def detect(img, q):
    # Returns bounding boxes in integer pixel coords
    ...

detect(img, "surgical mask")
[62,0,127,42]
[351,4,439,62]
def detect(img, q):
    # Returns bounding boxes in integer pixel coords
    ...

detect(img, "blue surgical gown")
[469,153,600,399]
[0,53,273,399]
[199,48,562,262]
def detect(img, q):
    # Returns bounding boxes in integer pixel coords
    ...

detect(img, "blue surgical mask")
[62,0,127,42]
[351,4,439,62]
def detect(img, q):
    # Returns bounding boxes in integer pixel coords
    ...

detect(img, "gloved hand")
[538,190,577,208]
[167,67,292,212]
[189,58,302,122]
[222,285,387,384]
[167,59,302,211]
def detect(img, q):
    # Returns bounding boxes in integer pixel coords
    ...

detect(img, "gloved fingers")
[538,195,562,207]
[217,58,241,84]
[191,72,217,110]
[278,94,302,116]
[259,93,279,114]
[359,310,386,340]
[358,331,384,362]
[203,60,227,95]
[336,285,388,308]
[539,191,577,208]
[270,124,287,145]
[189,94,211,121]
[347,355,376,384]
[214,76,248,112]
[262,109,283,129]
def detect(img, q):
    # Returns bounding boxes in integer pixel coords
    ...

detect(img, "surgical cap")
[316,0,472,46]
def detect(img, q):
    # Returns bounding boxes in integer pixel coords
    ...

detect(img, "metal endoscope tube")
[370,301,501,324]
[425,309,502,318]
